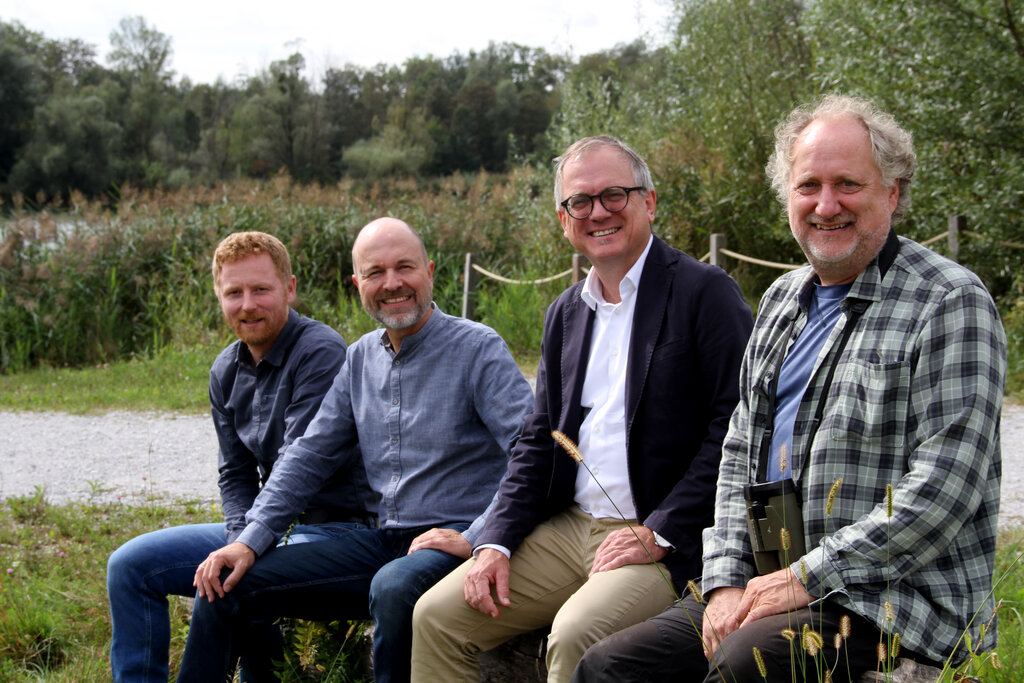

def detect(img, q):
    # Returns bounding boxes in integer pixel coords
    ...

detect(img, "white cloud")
[0,0,673,84]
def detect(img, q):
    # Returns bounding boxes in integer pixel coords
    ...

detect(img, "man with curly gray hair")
[573,95,1006,682]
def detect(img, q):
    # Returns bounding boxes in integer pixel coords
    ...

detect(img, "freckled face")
[558,146,655,275]
[216,253,295,360]
[787,116,899,285]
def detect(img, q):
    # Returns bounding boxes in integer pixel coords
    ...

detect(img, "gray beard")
[371,301,431,331]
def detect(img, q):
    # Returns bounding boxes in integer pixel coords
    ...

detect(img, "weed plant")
[0,490,374,681]
[1,169,569,375]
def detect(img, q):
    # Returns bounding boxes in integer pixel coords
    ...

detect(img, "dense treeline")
[1,0,1023,380]
[0,15,575,195]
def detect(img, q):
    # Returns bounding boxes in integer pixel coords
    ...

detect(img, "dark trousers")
[176,522,466,683]
[573,593,893,683]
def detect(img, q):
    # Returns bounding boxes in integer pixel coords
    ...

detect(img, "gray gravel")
[1,402,1022,529]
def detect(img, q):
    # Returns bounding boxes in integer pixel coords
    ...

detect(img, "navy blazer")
[477,236,753,587]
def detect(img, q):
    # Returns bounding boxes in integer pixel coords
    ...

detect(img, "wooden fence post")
[710,233,727,269]
[571,254,587,284]
[948,215,964,263]
[462,253,480,320]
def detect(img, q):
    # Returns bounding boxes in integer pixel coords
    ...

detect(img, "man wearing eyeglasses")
[412,136,753,682]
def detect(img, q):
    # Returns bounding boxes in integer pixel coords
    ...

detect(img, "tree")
[8,89,123,198]
[0,23,41,192]
[107,15,173,81]
[806,0,1024,297]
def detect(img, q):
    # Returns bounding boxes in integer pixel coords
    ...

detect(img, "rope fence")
[461,216,1021,319]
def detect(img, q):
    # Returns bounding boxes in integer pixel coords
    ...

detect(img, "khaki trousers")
[411,507,677,683]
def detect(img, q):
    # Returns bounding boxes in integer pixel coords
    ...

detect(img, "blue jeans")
[176,522,468,683]
[107,522,337,683]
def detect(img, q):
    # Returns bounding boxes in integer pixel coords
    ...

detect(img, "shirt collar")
[580,234,654,310]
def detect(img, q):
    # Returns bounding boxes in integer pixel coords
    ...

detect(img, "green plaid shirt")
[703,231,1006,662]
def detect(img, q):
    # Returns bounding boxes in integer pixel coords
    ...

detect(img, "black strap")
[755,300,867,482]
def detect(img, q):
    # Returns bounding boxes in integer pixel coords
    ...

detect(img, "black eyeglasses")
[559,186,645,220]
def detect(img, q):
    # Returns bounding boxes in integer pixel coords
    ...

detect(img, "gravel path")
[1,402,1022,530]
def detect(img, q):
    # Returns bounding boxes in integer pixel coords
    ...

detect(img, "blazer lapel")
[560,290,595,437]
[626,237,673,432]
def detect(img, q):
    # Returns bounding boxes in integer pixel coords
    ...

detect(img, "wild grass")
[0,171,567,375]
[0,490,1019,681]
[2,173,1021,402]
[0,490,373,681]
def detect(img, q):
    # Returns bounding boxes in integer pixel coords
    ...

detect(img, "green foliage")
[1004,299,1024,402]
[276,620,371,682]
[0,17,568,200]
[804,0,1024,300]
[475,275,564,359]
[0,168,577,373]
[0,345,214,413]
[0,494,221,681]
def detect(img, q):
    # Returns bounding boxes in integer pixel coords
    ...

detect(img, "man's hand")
[701,570,811,658]
[463,548,511,618]
[590,525,667,575]
[407,528,471,559]
[735,567,811,628]
[194,542,256,602]
[702,586,745,658]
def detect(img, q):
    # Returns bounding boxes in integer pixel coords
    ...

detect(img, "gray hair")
[553,136,655,210]
[766,94,916,223]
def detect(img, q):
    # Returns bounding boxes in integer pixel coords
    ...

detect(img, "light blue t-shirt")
[768,282,852,480]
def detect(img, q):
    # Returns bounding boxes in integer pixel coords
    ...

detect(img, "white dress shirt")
[574,236,653,520]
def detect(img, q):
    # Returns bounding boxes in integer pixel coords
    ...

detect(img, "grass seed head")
[752,646,767,678]
[826,478,842,515]
[551,430,584,463]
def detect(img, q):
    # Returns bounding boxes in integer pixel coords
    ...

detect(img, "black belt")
[298,508,372,525]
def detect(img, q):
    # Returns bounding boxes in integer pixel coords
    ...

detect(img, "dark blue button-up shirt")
[210,308,371,543]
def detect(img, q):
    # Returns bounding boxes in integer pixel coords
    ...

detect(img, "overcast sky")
[1,0,675,85]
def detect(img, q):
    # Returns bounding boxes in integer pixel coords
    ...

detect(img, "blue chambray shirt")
[237,305,534,556]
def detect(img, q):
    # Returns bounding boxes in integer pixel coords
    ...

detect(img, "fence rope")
[963,231,1024,250]
[471,263,575,285]
[465,220,1021,289]
[718,248,805,271]
[919,231,949,247]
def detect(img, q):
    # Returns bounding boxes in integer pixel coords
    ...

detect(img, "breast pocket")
[828,359,910,451]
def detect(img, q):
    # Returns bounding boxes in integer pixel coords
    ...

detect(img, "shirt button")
[392,398,399,405]
[391,437,398,444]
[391,475,398,483]
[394,359,401,366]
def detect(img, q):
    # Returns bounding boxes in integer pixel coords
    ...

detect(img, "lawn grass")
[0,345,219,415]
